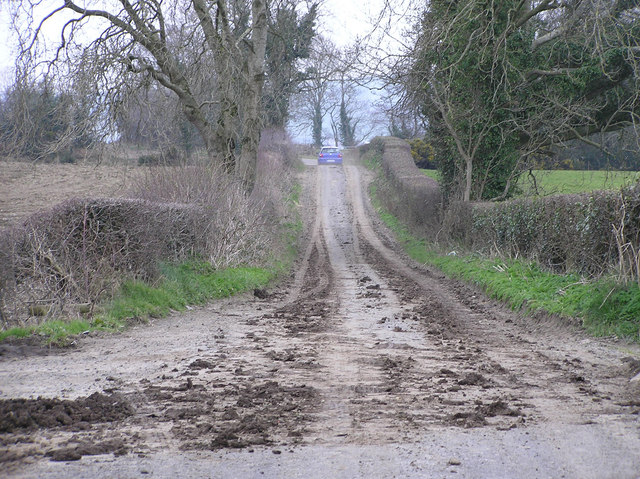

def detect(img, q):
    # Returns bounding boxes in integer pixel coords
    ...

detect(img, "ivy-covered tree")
[337,73,360,147]
[405,0,640,202]
[339,96,356,146]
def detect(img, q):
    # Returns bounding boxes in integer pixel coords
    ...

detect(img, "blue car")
[318,146,343,165]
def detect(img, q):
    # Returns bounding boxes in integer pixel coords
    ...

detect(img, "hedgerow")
[0,131,296,328]
[367,137,640,284]
[362,137,442,240]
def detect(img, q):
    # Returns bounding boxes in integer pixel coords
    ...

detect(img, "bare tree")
[10,0,270,186]
[292,35,340,146]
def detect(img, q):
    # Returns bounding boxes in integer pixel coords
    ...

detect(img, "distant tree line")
[537,129,640,171]
[290,36,378,148]
[0,81,94,162]
[407,129,640,172]
[5,1,378,165]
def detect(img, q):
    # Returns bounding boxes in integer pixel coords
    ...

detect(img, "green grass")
[94,262,274,330]
[421,169,440,182]
[0,319,93,344]
[1,262,275,345]
[421,169,640,196]
[361,148,382,171]
[518,170,640,196]
[370,183,640,341]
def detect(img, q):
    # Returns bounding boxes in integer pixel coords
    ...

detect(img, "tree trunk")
[237,0,268,189]
[312,102,323,147]
[464,156,472,202]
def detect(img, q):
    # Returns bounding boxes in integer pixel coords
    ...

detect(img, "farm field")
[421,169,640,196]
[0,160,144,229]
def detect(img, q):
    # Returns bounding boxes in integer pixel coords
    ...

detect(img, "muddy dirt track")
[1,160,640,478]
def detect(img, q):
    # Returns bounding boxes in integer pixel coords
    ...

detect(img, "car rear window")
[321,148,339,154]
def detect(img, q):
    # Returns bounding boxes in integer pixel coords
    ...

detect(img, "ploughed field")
[0,160,143,229]
[1,160,639,478]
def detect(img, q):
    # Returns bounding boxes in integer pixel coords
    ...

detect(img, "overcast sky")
[322,0,385,46]
[0,4,15,88]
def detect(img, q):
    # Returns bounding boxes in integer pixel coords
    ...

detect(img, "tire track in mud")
[292,165,533,439]
[242,165,536,444]
[259,163,639,444]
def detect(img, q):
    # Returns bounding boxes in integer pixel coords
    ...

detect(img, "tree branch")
[513,0,560,31]
[532,26,567,50]
[526,67,579,79]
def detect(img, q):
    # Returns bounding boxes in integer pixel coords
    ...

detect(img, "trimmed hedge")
[362,137,640,283]
[363,137,442,239]
[466,188,640,278]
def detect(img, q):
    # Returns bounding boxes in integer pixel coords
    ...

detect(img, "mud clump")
[477,400,522,417]
[449,411,488,428]
[379,355,415,372]
[210,431,251,449]
[267,301,330,334]
[446,399,523,429]
[147,379,319,451]
[46,438,128,462]
[253,288,270,300]
[235,381,315,410]
[188,358,217,370]
[0,392,133,433]
[458,372,491,387]
[267,349,297,362]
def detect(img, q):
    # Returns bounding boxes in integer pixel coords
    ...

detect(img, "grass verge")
[95,262,274,329]
[370,184,640,342]
[1,262,274,344]
[0,319,93,344]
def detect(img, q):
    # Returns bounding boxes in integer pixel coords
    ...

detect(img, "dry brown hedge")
[0,198,212,324]
[0,134,294,327]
